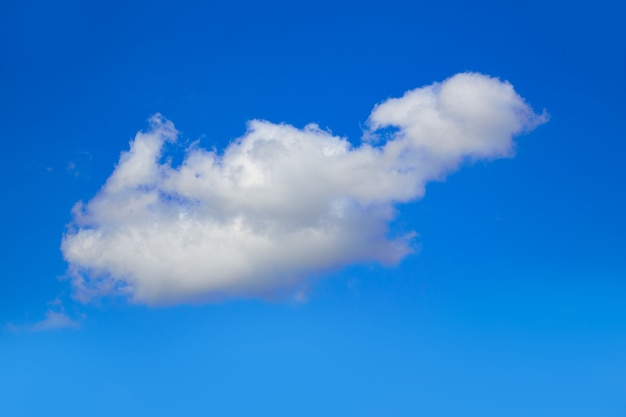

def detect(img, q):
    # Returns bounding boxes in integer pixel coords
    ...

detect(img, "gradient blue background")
[1,0,625,415]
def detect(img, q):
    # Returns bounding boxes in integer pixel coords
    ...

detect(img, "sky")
[0,0,625,415]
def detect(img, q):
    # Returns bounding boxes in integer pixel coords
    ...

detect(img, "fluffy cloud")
[61,73,546,305]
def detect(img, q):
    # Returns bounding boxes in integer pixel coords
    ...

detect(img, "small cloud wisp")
[6,300,80,332]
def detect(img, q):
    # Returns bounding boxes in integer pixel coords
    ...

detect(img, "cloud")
[6,300,80,332]
[61,72,546,305]
[28,311,80,331]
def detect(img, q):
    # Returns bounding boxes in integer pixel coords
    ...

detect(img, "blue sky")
[1,0,625,415]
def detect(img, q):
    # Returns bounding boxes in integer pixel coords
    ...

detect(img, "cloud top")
[61,73,546,305]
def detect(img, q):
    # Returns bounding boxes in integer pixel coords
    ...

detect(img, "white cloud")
[61,72,546,305]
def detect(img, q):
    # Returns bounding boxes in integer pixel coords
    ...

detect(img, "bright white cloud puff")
[62,73,547,305]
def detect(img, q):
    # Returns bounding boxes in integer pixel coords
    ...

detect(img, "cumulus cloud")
[61,72,546,305]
